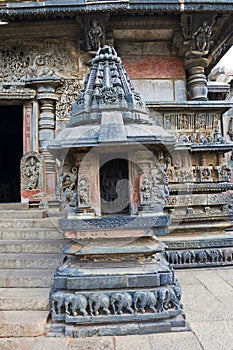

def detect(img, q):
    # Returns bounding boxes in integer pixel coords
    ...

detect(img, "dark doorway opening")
[0,105,23,202]
[100,158,129,215]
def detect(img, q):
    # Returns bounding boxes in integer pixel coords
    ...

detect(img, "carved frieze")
[0,40,84,129]
[164,247,233,268]
[50,283,183,320]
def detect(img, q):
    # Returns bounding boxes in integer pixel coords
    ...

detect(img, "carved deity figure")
[24,157,40,190]
[88,19,103,50]
[77,178,90,207]
[140,174,153,204]
[191,22,212,55]
[60,167,78,207]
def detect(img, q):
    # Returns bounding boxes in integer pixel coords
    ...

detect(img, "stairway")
[0,204,65,338]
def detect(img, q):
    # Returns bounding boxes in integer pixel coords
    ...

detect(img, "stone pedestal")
[48,215,187,337]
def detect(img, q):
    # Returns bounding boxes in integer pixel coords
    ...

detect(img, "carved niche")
[21,151,43,191]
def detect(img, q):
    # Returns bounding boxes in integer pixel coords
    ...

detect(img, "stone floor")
[1,266,233,350]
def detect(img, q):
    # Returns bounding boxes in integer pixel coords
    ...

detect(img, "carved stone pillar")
[25,77,61,201]
[184,56,209,100]
[23,102,32,154]
[181,18,214,101]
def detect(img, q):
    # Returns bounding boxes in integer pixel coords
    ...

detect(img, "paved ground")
[1,267,233,350]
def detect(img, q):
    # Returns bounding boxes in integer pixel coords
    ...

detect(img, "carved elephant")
[207,249,223,263]
[50,291,65,315]
[89,293,110,316]
[196,250,208,263]
[157,285,182,313]
[182,250,195,264]
[166,251,181,265]
[222,248,233,262]
[111,292,134,315]
[65,293,88,317]
[133,290,158,313]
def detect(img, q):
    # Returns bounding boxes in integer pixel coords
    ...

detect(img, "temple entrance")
[100,158,129,215]
[0,105,23,202]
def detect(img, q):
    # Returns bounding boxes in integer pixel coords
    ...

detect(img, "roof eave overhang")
[1,0,233,20]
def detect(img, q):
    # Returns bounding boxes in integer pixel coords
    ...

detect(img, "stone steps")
[0,288,50,311]
[0,239,67,253]
[0,311,49,337]
[0,208,66,339]
[0,228,63,240]
[0,253,63,269]
[0,217,59,229]
[0,269,55,288]
[0,209,47,219]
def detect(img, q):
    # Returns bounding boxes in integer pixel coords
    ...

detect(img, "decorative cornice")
[1,1,233,20]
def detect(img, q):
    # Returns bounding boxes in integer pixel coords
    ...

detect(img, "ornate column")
[182,19,214,100]
[25,77,61,202]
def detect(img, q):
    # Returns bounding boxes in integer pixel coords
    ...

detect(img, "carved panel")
[0,40,84,130]
[21,151,42,191]
[164,247,233,268]
[50,283,183,320]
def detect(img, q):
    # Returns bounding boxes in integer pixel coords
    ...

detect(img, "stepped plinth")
[47,46,187,337]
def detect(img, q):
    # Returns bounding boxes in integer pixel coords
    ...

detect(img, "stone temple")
[0,0,232,341]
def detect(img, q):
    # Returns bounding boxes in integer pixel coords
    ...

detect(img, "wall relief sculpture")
[50,283,183,319]
[21,152,42,191]
[164,247,233,267]
[0,40,84,130]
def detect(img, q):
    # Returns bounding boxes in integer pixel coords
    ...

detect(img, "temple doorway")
[0,105,23,202]
[100,157,129,215]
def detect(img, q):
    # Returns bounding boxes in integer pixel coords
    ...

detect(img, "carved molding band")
[50,283,183,322]
[164,248,233,267]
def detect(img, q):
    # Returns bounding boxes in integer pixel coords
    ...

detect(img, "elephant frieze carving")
[89,293,111,316]
[165,251,181,265]
[157,285,182,313]
[196,250,208,263]
[111,292,134,315]
[222,248,233,262]
[51,291,65,315]
[65,294,88,317]
[207,249,223,263]
[133,290,158,313]
[182,250,195,264]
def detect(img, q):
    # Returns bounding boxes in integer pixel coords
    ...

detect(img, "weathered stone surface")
[0,288,50,311]
[0,218,58,229]
[0,240,66,254]
[132,79,174,101]
[0,269,54,288]
[0,253,63,269]
[1,228,63,241]
[0,311,48,337]
[0,209,46,219]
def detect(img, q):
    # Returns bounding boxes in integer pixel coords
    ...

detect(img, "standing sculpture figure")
[88,19,103,50]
